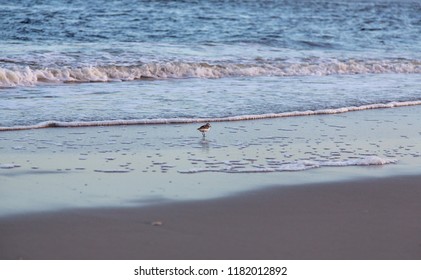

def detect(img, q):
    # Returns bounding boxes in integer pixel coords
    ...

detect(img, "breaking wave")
[1,58,421,87]
[1,100,420,131]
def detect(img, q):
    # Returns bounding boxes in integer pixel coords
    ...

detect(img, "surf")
[1,58,421,87]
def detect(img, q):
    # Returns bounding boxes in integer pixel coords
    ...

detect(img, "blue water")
[1,0,421,129]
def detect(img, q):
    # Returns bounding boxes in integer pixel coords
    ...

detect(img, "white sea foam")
[0,163,21,169]
[1,58,421,87]
[0,100,420,131]
[94,169,131,173]
[178,156,397,174]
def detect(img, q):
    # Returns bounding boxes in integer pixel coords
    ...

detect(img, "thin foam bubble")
[0,163,21,169]
[178,156,398,174]
[0,100,420,131]
[1,58,421,87]
[94,169,131,173]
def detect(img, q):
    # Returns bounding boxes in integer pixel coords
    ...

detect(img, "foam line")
[0,100,420,131]
[178,156,398,174]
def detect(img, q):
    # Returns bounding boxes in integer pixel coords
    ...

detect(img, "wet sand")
[1,105,421,217]
[1,175,421,260]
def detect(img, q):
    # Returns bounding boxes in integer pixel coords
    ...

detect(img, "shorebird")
[197,123,211,137]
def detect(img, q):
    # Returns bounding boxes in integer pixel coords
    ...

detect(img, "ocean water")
[2,0,421,216]
[1,0,421,130]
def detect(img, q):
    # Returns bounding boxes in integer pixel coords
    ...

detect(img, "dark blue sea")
[1,0,421,129]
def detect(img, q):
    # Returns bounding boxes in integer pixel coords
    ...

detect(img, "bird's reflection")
[199,138,210,151]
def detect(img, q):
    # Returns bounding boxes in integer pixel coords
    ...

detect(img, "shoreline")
[0,105,421,217]
[1,100,421,132]
[1,174,421,260]
[0,103,420,260]
[1,0,421,264]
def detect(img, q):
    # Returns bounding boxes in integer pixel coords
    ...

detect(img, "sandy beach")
[1,105,420,216]
[1,175,421,260]
[1,105,421,260]
[2,0,421,266]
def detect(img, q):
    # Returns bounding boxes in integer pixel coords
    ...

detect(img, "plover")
[197,123,211,137]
